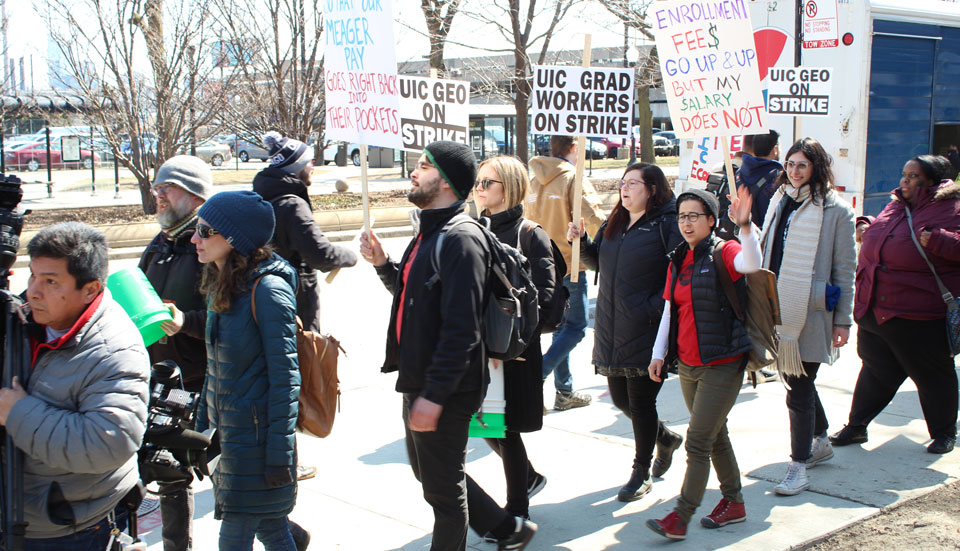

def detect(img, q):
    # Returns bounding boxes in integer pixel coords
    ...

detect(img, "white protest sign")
[531,66,635,139]
[681,135,744,186]
[398,76,471,152]
[652,0,768,138]
[323,0,401,149]
[767,67,832,116]
[802,0,839,49]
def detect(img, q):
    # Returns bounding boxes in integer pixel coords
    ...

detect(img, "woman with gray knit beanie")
[759,137,856,497]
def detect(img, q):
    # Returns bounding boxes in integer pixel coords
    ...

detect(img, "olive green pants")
[675,360,745,523]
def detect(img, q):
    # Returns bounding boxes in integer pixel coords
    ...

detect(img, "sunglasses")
[475,178,503,190]
[195,223,221,239]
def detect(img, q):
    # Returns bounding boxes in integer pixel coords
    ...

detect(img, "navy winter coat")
[196,254,301,518]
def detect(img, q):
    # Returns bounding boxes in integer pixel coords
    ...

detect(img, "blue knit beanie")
[198,190,275,256]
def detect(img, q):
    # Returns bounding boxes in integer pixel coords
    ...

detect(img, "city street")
[10,236,958,550]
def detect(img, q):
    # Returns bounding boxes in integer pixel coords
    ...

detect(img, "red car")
[4,141,100,171]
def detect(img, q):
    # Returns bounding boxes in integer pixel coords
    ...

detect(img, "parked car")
[4,141,100,171]
[585,138,607,160]
[653,135,679,157]
[191,140,232,166]
[236,139,271,162]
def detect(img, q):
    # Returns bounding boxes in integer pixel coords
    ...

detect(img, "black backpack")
[429,214,540,361]
[518,220,569,334]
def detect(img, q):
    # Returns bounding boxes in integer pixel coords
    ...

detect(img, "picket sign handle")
[569,34,592,283]
[721,139,737,196]
[361,144,371,239]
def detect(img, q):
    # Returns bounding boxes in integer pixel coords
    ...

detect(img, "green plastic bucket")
[469,412,506,438]
[107,267,172,347]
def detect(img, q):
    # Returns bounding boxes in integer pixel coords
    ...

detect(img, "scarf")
[162,208,200,240]
[759,184,824,377]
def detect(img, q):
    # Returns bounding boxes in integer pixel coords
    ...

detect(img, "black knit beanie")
[198,190,275,256]
[676,188,720,227]
[423,141,477,200]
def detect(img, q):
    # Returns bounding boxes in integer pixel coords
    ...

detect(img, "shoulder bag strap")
[904,206,955,304]
[250,275,265,325]
[713,242,745,322]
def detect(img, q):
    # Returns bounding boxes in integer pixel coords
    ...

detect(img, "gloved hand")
[264,466,294,488]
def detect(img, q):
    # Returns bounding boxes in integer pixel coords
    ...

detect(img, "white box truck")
[676,0,960,216]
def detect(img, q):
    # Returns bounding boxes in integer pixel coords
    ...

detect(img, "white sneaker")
[775,461,809,496]
[806,436,834,468]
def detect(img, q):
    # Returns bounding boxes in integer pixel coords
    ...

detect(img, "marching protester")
[738,130,783,227]
[528,135,606,411]
[360,141,536,550]
[252,131,358,334]
[646,186,761,541]
[832,154,960,454]
[474,155,553,525]
[0,222,150,549]
[757,138,856,496]
[139,155,211,551]
[569,162,684,502]
[191,191,301,550]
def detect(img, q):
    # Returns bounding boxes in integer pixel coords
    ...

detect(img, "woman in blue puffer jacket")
[192,190,301,551]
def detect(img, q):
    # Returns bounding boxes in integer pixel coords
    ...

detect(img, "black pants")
[784,362,828,462]
[607,374,664,473]
[849,310,959,439]
[403,390,485,551]
[483,433,536,517]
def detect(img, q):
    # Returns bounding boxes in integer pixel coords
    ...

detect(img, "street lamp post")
[626,45,640,165]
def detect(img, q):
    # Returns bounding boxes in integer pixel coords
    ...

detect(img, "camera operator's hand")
[264,466,294,488]
[161,303,185,335]
[0,377,27,426]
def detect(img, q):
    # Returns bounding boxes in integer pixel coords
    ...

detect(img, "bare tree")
[211,0,326,154]
[460,0,578,164]
[42,0,234,212]
[597,0,659,162]
[420,0,462,77]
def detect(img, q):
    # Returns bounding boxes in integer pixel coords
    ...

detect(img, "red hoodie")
[855,180,960,323]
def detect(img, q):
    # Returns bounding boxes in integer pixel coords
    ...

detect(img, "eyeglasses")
[415,161,435,172]
[678,212,707,223]
[195,223,221,239]
[152,183,175,197]
[475,178,503,190]
[619,178,643,189]
[785,160,811,170]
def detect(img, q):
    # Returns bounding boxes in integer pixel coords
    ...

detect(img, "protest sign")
[398,76,471,152]
[323,0,401,149]
[652,0,768,138]
[531,66,635,139]
[681,135,744,187]
[767,67,832,116]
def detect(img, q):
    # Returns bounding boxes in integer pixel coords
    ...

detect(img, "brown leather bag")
[251,276,345,438]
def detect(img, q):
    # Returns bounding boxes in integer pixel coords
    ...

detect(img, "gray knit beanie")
[676,188,720,228]
[262,131,313,175]
[153,155,214,200]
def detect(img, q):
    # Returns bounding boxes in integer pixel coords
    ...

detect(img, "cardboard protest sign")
[767,67,832,116]
[652,0,768,138]
[398,76,470,152]
[681,135,744,187]
[531,66,635,139]
[323,0,401,149]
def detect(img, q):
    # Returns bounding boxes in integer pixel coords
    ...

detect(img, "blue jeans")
[218,514,296,551]
[26,506,127,551]
[542,273,588,393]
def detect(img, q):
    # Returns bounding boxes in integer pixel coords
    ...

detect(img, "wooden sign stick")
[361,143,371,238]
[721,138,737,201]
[569,34,592,284]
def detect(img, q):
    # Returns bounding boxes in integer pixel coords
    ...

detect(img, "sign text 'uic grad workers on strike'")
[531,67,635,138]
[652,0,768,138]
[323,0,402,149]
[766,67,832,116]
[398,76,471,151]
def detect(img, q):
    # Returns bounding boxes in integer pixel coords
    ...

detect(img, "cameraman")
[139,155,211,551]
[0,222,150,549]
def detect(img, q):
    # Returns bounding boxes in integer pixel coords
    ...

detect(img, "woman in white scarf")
[758,138,857,497]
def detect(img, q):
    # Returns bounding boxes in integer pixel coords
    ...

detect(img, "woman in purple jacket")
[831,155,960,454]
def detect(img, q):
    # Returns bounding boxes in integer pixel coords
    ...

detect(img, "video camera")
[139,360,220,485]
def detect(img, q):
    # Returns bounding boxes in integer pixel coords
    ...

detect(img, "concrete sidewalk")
[112,234,958,551]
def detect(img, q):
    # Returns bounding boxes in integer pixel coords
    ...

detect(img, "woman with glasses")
[645,186,760,541]
[832,154,960,455]
[190,191,302,551]
[758,137,856,497]
[566,163,684,502]
[472,156,554,525]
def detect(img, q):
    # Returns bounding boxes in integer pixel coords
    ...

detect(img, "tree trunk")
[514,53,530,164]
[638,83,655,164]
[139,176,156,214]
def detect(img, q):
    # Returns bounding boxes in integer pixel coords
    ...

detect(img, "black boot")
[652,422,683,478]
[617,467,651,502]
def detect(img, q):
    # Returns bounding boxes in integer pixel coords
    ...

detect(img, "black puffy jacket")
[581,199,682,374]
